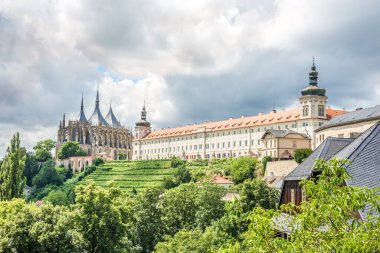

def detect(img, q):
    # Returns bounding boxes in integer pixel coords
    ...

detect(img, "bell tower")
[299,58,328,119]
[135,102,151,140]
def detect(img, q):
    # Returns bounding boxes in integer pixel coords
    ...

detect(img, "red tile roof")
[141,108,347,140]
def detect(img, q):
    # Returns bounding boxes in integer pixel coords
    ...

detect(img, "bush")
[228,157,258,184]
[261,156,272,175]
[162,177,178,189]
[171,157,186,168]
[294,148,313,164]
[92,157,105,166]
[174,165,192,184]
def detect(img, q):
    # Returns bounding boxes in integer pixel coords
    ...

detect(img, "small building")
[315,104,380,147]
[261,129,311,159]
[212,176,234,188]
[264,160,298,189]
[280,121,380,219]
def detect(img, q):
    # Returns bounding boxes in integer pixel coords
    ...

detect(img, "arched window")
[303,106,309,116]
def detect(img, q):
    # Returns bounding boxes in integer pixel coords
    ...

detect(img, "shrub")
[92,157,105,166]
[294,148,313,164]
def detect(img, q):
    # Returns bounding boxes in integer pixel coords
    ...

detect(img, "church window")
[318,105,324,116]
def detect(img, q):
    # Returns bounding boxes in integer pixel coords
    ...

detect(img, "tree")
[160,183,226,235]
[92,157,104,166]
[33,139,56,162]
[44,190,70,206]
[0,199,83,252]
[134,187,165,252]
[261,155,272,175]
[173,165,192,184]
[57,141,86,160]
[237,179,279,213]
[294,148,313,164]
[73,181,135,253]
[228,157,258,184]
[0,133,26,200]
[23,152,40,186]
[239,158,380,252]
[32,160,63,189]
[118,152,127,160]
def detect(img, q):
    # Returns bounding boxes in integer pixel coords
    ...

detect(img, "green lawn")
[82,160,175,191]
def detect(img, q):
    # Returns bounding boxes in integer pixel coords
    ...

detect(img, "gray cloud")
[0,0,380,155]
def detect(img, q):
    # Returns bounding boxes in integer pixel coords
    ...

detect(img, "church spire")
[78,92,88,122]
[89,84,108,126]
[141,101,147,121]
[309,57,318,86]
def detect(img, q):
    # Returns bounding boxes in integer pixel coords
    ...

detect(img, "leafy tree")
[170,157,186,168]
[44,190,70,206]
[294,148,313,164]
[162,176,178,189]
[23,152,40,186]
[0,133,26,200]
[261,155,272,175]
[73,181,135,253]
[154,228,215,253]
[228,157,258,184]
[92,157,105,166]
[32,160,63,189]
[174,165,192,184]
[0,199,83,252]
[56,166,73,181]
[134,187,165,252]
[237,179,279,213]
[33,139,56,162]
[118,152,127,160]
[57,141,86,159]
[160,183,226,235]
[239,158,380,252]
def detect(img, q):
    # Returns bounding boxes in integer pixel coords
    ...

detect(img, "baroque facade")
[56,89,133,161]
[133,60,347,160]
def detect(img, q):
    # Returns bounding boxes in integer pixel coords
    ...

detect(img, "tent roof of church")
[141,108,346,140]
[88,89,109,126]
[105,106,122,128]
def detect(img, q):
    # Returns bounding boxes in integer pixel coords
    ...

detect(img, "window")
[338,134,344,138]
[303,106,309,117]
[318,105,325,116]
[303,122,309,127]
[245,140,248,146]
[291,189,296,204]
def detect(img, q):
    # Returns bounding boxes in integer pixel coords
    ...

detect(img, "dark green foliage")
[33,139,56,162]
[0,133,26,200]
[32,160,63,189]
[228,157,258,184]
[161,183,226,235]
[261,155,272,174]
[237,179,279,213]
[294,148,313,163]
[57,141,86,159]
[170,157,186,168]
[23,152,40,186]
[92,157,105,166]
[173,165,192,184]
[118,152,127,160]
[44,190,70,206]
[56,166,73,181]
[162,176,178,189]
[188,158,209,166]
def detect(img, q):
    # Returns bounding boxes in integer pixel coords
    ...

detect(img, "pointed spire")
[141,102,147,121]
[309,57,318,86]
[89,84,108,126]
[105,99,121,128]
[78,92,88,122]
[63,113,66,127]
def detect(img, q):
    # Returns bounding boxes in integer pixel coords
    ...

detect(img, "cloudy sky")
[1,0,380,155]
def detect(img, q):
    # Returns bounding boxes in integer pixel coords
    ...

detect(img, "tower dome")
[301,58,326,96]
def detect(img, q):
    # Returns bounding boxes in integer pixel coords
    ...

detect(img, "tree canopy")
[0,133,26,200]
[294,148,313,164]
[33,139,56,162]
[57,141,87,159]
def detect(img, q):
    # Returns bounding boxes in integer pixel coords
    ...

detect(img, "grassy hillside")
[83,160,176,191]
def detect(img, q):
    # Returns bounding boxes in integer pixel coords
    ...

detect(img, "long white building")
[132,61,346,160]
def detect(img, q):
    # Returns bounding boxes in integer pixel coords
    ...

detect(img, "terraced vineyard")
[83,160,175,191]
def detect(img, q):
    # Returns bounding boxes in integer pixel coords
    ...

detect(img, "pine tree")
[0,133,26,200]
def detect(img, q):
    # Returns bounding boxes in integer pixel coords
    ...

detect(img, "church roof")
[88,89,109,126]
[141,108,346,140]
[105,106,122,128]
